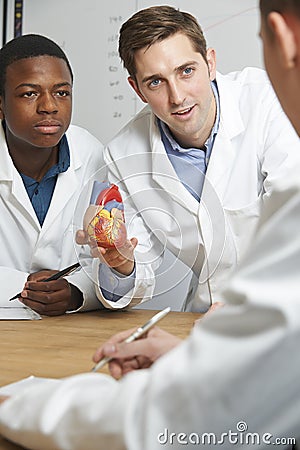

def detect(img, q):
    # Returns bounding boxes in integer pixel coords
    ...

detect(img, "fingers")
[102,339,151,360]
[20,298,69,316]
[129,237,138,249]
[93,329,149,380]
[93,326,182,379]
[24,278,68,293]
[113,327,182,362]
[108,355,151,379]
[27,270,57,282]
[93,328,137,362]
[98,238,137,275]
[19,279,72,316]
[76,230,101,258]
[76,230,138,273]
[90,246,103,259]
[76,226,138,276]
[75,229,89,245]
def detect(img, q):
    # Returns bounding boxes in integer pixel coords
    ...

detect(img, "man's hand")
[76,229,138,276]
[18,270,83,316]
[93,326,182,379]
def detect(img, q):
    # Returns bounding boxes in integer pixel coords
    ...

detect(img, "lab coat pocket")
[224,195,263,261]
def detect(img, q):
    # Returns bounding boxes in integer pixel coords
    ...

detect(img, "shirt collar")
[56,134,70,174]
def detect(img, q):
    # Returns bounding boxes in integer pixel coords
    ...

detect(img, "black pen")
[9,262,81,301]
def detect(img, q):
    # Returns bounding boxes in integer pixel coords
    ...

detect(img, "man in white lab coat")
[0,34,105,316]
[78,6,300,313]
[1,2,300,448]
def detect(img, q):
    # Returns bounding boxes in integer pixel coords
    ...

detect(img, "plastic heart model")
[85,182,127,248]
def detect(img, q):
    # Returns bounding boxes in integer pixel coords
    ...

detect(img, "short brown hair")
[119,5,207,79]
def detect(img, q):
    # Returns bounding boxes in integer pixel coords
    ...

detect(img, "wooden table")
[0,309,200,449]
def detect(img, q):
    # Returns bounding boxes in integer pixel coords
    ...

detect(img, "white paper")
[0,376,58,396]
[0,268,41,319]
[0,305,41,320]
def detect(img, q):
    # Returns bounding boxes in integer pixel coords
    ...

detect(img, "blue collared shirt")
[158,80,220,202]
[21,135,70,226]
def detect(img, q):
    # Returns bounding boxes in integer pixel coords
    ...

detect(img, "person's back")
[0,34,105,315]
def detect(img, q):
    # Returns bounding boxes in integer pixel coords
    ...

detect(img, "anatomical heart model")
[83,181,127,248]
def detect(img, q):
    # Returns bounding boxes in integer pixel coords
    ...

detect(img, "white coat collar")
[202,72,246,203]
[215,71,245,139]
[0,124,37,224]
[0,124,16,180]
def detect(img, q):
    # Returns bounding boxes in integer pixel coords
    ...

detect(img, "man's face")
[0,55,72,151]
[128,33,217,149]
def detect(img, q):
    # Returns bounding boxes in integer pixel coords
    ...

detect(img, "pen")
[91,306,171,372]
[9,262,81,301]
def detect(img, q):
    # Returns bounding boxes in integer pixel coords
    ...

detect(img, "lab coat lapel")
[204,72,245,202]
[9,175,41,230]
[196,73,245,282]
[150,115,199,217]
[0,131,41,230]
[41,163,79,233]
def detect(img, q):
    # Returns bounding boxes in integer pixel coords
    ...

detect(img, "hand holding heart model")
[83,181,127,248]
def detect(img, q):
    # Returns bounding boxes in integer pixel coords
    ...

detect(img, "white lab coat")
[100,67,300,312]
[0,124,106,311]
[1,171,300,450]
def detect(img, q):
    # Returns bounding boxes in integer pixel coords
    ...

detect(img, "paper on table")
[0,267,41,319]
[0,375,58,396]
[0,305,41,320]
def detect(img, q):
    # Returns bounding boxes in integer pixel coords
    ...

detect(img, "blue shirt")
[21,136,70,226]
[159,80,220,202]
